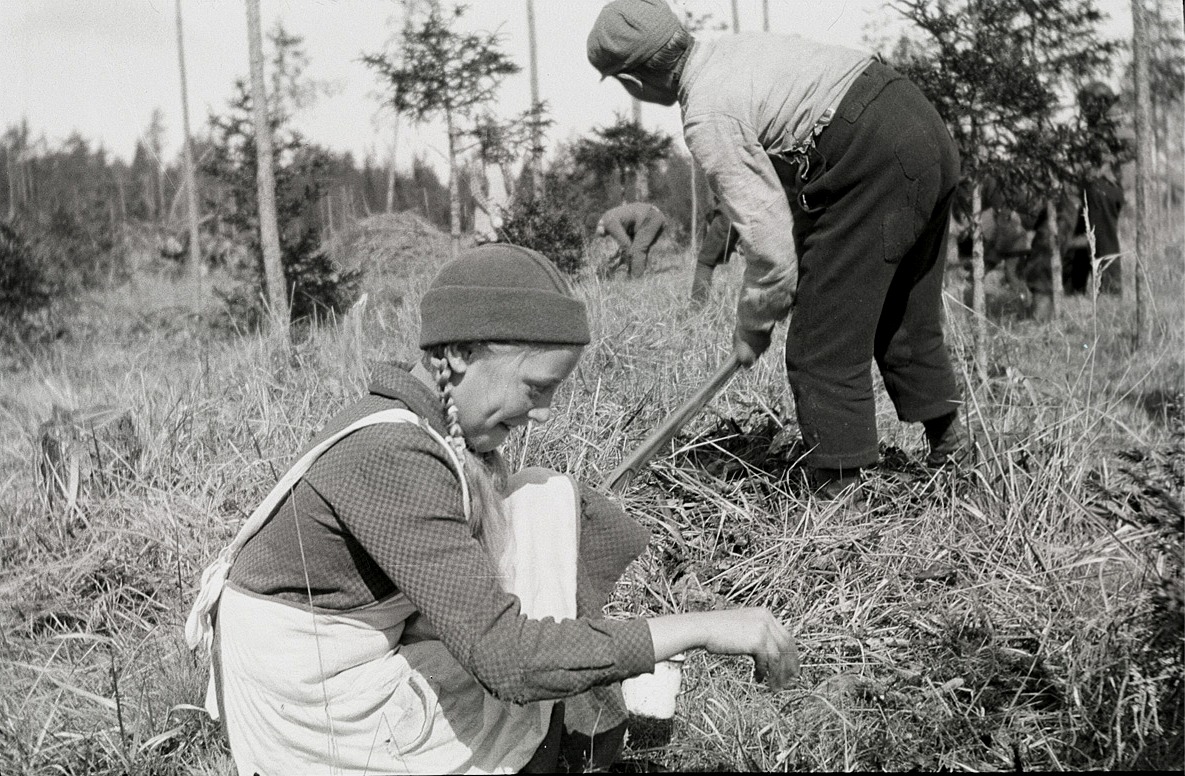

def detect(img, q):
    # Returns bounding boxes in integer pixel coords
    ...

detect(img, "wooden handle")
[602,353,743,494]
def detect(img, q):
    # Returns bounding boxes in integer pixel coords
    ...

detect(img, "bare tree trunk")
[1131,0,1156,347]
[970,182,988,379]
[690,159,699,258]
[632,99,648,201]
[15,123,31,213]
[762,0,769,31]
[385,123,399,213]
[155,161,166,224]
[634,170,649,201]
[245,0,290,337]
[6,149,17,220]
[114,168,127,223]
[445,109,461,259]
[1046,196,1062,319]
[500,161,515,206]
[176,0,203,292]
[526,0,542,199]
[731,0,740,32]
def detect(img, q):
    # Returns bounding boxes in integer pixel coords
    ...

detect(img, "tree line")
[2,0,1181,350]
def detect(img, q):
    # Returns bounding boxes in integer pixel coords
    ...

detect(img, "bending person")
[186,243,798,775]
[596,201,667,278]
[588,0,970,497]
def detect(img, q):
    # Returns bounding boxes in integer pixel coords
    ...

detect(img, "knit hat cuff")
[419,286,591,347]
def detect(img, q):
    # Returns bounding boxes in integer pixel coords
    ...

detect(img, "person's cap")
[587,0,683,78]
[419,244,590,348]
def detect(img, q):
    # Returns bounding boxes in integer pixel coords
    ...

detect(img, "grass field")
[0,215,1181,773]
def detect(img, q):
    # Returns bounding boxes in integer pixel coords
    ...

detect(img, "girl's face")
[448,343,583,453]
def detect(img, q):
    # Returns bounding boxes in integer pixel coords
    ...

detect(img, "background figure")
[596,202,667,278]
[690,200,741,305]
[1064,163,1125,295]
[1064,80,1129,296]
[954,180,1050,320]
[1026,157,1126,311]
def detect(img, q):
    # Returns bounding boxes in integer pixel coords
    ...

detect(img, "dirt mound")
[327,211,450,278]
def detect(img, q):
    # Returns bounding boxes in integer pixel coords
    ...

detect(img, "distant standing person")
[690,199,741,305]
[1028,82,1129,304]
[587,0,970,497]
[596,201,667,278]
[1064,169,1124,295]
[1064,82,1127,296]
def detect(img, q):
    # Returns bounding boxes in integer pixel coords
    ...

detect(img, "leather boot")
[924,412,970,468]
[808,466,863,501]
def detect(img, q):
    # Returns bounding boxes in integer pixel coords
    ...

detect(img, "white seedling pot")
[622,652,686,719]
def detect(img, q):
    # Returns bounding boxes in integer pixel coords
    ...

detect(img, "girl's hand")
[647,608,800,691]
[701,608,799,691]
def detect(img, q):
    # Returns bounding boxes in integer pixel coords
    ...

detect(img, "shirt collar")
[367,361,448,435]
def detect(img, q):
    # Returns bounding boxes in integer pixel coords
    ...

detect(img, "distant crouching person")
[596,201,667,278]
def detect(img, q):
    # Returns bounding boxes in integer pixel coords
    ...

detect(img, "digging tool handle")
[603,354,743,494]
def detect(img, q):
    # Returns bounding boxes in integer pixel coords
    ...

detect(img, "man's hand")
[732,325,772,367]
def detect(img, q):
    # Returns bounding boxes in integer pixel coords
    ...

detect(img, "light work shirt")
[679,33,873,333]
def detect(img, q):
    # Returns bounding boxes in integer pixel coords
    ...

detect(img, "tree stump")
[37,405,140,509]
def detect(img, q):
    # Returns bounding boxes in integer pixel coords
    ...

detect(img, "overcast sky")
[0,0,1136,170]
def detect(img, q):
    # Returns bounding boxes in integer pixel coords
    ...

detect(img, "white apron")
[185,410,580,775]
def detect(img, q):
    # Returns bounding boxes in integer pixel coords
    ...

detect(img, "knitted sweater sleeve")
[307,425,655,705]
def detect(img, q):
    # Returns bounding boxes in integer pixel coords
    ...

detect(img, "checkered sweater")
[228,363,655,704]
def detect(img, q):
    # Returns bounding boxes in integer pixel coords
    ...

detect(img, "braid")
[428,349,468,459]
[426,345,517,591]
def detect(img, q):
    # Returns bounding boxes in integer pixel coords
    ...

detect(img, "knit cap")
[419,244,590,348]
[587,0,683,78]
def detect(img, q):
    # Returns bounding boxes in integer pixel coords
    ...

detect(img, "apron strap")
[184,407,469,651]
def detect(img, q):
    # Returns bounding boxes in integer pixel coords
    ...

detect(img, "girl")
[186,244,797,774]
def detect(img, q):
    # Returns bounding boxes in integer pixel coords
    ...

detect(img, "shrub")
[214,229,363,331]
[0,220,54,347]
[202,82,363,330]
[497,196,585,276]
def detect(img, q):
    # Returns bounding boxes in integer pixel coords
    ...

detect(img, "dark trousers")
[1067,178,1124,295]
[607,211,666,278]
[630,211,666,277]
[780,62,962,469]
[521,700,628,773]
[691,209,740,302]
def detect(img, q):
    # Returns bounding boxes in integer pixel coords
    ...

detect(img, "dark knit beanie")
[587,0,683,78]
[419,244,591,348]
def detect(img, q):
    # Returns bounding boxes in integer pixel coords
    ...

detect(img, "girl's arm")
[647,609,799,691]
